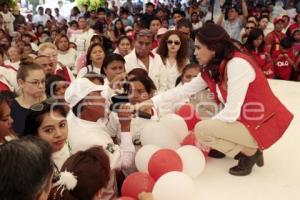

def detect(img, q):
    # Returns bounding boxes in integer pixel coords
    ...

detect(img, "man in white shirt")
[125,29,168,92]
[33,6,50,26]
[54,8,65,23]
[70,16,95,54]
[217,1,248,42]
[65,78,135,199]
[64,78,135,168]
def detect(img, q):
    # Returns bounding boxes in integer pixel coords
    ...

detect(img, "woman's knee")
[194,120,215,142]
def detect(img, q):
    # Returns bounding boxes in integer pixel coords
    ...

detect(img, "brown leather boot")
[229,150,264,176]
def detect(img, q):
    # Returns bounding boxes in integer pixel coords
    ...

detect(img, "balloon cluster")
[118,104,209,200]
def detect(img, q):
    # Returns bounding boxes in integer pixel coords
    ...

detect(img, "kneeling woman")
[137,24,294,176]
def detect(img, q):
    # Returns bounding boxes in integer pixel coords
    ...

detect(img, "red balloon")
[176,104,201,131]
[181,133,196,146]
[148,149,183,181]
[116,197,136,200]
[121,172,155,199]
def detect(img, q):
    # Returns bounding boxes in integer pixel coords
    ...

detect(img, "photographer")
[217,0,248,41]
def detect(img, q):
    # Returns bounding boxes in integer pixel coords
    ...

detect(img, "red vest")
[201,52,294,150]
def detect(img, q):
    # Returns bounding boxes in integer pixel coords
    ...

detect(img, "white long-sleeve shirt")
[0,66,18,92]
[67,112,135,169]
[152,57,255,123]
[125,49,168,92]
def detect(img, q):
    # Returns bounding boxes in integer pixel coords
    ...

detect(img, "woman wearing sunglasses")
[23,98,71,176]
[10,58,47,135]
[157,30,189,90]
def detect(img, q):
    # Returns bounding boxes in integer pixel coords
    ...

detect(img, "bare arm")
[240,0,249,22]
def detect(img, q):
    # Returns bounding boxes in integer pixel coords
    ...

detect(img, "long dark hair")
[195,24,236,82]
[86,43,105,71]
[113,19,126,39]
[23,101,67,137]
[244,28,265,53]
[157,30,189,72]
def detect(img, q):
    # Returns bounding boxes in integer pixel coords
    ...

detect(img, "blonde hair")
[38,42,57,55]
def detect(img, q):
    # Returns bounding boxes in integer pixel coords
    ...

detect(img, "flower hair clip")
[53,171,78,197]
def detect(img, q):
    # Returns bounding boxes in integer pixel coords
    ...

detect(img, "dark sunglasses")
[30,98,57,112]
[167,40,181,45]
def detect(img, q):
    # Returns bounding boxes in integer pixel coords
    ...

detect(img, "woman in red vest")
[136,24,294,176]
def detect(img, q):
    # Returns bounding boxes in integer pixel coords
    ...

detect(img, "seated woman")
[23,99,71,173]
[100,53,127,88]
[10,58,47,135]
[49,146,110,200]
[113,36,133,57]
[0,92,17,144]
[0,136,54,200]
[244,28,274,78]
[77,43,106,78]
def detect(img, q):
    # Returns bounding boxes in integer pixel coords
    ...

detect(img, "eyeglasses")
[25,79,46,87]
[245,26,255,30]
[167,40,181,45]
[30,98,57,112]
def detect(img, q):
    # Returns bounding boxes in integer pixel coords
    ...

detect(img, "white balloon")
[153,171,197,200]
[176,145,206,178]
[160,114,189,143]
[140,121,180,149]
[135,145,161,173]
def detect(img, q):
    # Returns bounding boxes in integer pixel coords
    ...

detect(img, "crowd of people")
[0,0,296,199]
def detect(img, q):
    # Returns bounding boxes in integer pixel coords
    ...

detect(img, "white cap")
[65,78,106,107]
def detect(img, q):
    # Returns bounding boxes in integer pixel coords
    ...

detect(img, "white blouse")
[152,57,255,123]
[58,48,78,72]
[52,143,71,170]
[124,49,168,92]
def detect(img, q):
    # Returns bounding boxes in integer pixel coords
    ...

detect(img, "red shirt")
[250,51,274,78]
[265,31,285,54]
[272,50,295,80]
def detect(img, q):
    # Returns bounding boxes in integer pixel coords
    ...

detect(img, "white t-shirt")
[70,28,95,54]
[33,14,50,26]
[58,48,78,72]
[77,65,101,78]
[124,50,168,92]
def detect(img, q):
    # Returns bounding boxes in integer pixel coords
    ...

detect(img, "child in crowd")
[272,37,296,80]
